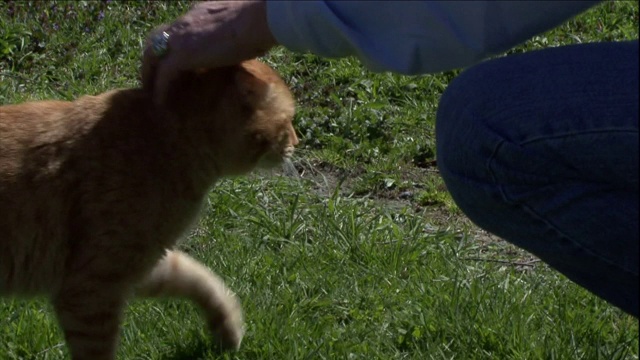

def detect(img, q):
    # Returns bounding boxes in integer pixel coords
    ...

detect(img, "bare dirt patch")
[277,157,542,271]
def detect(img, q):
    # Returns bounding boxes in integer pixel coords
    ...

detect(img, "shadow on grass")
[159,337,233,360]
[159,339,208,360]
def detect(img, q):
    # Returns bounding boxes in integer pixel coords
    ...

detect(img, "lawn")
[1,1,638,359]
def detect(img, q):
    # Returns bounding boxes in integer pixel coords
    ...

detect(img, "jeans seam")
[520,128,638,146]
[486,140,638,277]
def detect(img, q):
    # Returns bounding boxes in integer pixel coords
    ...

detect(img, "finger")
[154,57,180,106]
[152,32,232,106]
[141,24,171,93]
[141,46,158,93]
[144,24,180,106]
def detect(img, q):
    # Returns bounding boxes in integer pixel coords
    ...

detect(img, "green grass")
[1,1,638,359]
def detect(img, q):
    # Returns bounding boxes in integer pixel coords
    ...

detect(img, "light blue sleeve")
[266,1,601,74]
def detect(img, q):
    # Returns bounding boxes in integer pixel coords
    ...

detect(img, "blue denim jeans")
[436,40,639,316]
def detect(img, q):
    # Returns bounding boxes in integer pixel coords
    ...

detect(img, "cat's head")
[162,59,299,177]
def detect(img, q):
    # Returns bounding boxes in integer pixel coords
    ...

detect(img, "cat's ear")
[235,67,270,105]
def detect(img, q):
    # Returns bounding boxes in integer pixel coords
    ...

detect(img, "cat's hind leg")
[53,286,126,360]
[136,250,244,350]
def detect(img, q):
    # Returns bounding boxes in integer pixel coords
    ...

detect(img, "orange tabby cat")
[0,59,298,359]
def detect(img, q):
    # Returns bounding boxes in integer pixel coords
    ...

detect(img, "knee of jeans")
[435,64,513,224]
[436,65,498,187]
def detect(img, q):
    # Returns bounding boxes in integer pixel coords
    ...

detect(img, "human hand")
[142,0,277,103]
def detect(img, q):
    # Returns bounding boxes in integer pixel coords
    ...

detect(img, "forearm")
[266,1,601,74]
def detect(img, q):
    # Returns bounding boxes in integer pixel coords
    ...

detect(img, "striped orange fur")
[0,59,297,359]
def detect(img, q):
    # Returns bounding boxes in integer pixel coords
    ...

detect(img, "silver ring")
[151,31,170,57]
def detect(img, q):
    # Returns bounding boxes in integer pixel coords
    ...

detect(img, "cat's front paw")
[208,294,244,350]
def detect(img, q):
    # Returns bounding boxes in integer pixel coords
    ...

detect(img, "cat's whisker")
[282,157,300,178]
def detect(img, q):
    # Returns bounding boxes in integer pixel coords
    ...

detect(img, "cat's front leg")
[53,285,126,360]
[136,250,244,350]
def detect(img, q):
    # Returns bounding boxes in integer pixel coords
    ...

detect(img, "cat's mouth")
[257,145,295,169]
[282,145,295,159]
